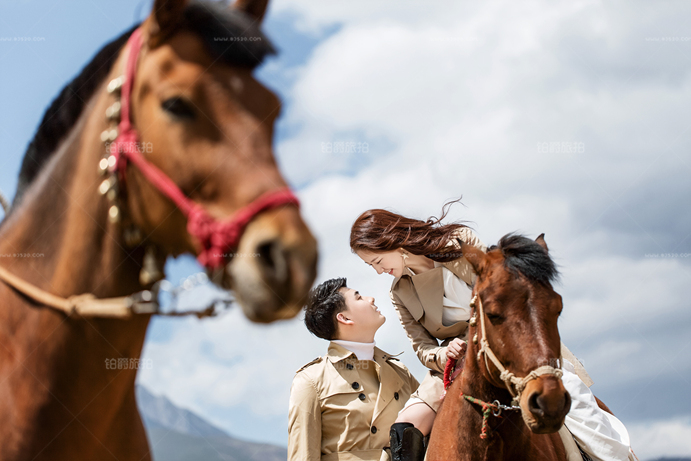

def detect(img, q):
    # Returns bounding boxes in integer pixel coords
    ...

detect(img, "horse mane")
[14,0,275,205]
[14,25,138,205]
[490,233,559,286]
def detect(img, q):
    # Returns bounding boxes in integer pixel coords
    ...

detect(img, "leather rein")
[0,27,299,319]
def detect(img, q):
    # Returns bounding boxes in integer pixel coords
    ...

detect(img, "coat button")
[371,426,377,434]
[359,393,366,401]
[346,363,354,370]
[352,382,360,390]
[394,392,399,401]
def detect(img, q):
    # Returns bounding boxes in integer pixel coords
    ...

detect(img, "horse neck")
[0,63,150,364]
[2,63,144,296]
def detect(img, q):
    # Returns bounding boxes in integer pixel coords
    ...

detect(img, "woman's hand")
[446,338,467,360]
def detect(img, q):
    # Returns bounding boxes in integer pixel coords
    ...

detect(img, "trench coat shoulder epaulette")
[382,352,404,364]
[295,357,323,374]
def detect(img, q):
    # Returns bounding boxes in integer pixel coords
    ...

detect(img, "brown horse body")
[0,1,316,459]
[428,234,571,461]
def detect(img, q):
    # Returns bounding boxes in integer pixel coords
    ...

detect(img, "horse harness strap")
[0,264,221,319]
[105,28,300,269]
[469,294,563,406]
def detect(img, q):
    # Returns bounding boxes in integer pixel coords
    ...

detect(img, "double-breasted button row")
[394,392,399,401]
[371,426,377,434]
[346,363,354,370]
[358,393,366,401]
[352,382,360,390]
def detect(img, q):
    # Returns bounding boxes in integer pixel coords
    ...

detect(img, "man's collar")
[328,341,400,363]
[327,341,356,362]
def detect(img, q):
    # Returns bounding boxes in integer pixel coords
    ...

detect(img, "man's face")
[339,287,386,335]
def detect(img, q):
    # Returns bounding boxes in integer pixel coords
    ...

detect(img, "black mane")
[14,1,275,205]
[14,25,137,204]
[490,233,559,285]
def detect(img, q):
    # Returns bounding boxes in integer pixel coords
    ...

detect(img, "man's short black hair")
[304,278,348,340]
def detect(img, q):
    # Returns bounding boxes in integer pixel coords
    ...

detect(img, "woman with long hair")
[350,200,482,441]
[350,201,634,461]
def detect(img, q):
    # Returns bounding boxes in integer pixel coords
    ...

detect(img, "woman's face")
[356,249,405,278]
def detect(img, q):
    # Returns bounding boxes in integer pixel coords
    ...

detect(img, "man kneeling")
[288,278,423,461]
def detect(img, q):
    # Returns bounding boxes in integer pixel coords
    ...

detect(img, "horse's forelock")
[496,233,559,286]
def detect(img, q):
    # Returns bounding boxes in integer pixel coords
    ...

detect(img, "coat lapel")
[411,266,444,325]
[392,277,425,321]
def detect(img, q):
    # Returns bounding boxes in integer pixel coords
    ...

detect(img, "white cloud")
[628,417,691,460]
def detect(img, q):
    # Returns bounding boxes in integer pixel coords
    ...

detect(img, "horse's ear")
[233,0,270,23]
[461,241,488,275]
[535,233,549,253]
[147,0,188,48]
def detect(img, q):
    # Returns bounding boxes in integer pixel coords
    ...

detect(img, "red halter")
[109,28,300,269]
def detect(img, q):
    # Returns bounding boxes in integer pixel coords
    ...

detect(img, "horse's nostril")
[257,242,275,269]
[528,392,544,417]
[256,240,288,284]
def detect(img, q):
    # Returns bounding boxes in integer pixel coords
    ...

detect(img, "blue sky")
[2,1,691,460]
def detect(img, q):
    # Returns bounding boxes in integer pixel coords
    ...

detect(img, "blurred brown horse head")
[15,0,317,323]
[123,0,317,321]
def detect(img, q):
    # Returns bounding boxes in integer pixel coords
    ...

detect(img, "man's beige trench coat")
[288,342,419,461]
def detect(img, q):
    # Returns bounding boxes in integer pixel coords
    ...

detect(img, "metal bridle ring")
[492,400,502,417]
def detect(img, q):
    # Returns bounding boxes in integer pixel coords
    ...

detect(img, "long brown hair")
[350,198,469,262]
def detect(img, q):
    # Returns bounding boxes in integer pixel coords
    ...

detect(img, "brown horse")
[0,0,316,460]
[428,234,572,461]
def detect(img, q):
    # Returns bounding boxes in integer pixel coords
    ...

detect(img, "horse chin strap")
[469,294,563,407]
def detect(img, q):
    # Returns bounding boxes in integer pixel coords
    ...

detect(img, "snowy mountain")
[136,386,286,461]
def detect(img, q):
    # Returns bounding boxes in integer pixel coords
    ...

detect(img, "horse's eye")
[161,97,196,120]
[486,313,504,324]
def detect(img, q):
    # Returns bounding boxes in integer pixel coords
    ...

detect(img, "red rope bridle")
[109,28,300,269]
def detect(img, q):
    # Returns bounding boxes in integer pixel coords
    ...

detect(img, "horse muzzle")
[220,207,317,323]
[520,376,571,434]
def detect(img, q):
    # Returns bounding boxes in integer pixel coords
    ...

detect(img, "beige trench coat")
[288,343,419,461]
[389,227,593,385]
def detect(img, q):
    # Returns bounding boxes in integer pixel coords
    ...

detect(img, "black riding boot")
[389,422,426,461]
